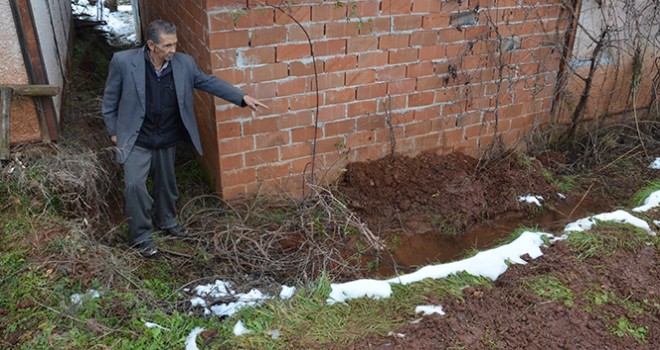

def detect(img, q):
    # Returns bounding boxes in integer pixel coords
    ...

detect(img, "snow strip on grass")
[144,322,169,330]
[185,327,205,350]
[189,281,297,317]
[280,285,296,300]
[327,231,550,304]
[190,280,271,317]
[327,279,393,305]
[632,190,660,213]
[415,305,445,316]
[518,194,544,206]
[564,209,655,235]
[70,289,100,304]
[233,320,251,336]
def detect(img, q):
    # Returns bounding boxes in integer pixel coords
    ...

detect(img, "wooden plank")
[0,84,59,97]
[1,88,11,160]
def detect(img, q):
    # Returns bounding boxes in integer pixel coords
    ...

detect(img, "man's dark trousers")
[124,145,178,245]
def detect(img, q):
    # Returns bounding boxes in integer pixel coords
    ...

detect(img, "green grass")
[542,169,576,193]
[0,225,216,349]
[583,286,658,343]
[566,222,650,260]
[0,193,214,349]
[583,284,654,343]
[0,225,56,347]
[524,274,574,307]
[218,272,491,349]
[629,179,660,207]
[611,316,648,343]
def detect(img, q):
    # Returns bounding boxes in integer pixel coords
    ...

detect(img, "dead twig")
[567,183,593,220]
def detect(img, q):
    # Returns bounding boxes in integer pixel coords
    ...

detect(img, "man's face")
[148,33,177,62]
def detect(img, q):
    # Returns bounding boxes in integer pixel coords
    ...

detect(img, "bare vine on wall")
[232,0,660,183]
[384,96,396,162]
[567,25,610,140]
[447,0,660,156]
[245,0,321,192]
[556,0,660,143]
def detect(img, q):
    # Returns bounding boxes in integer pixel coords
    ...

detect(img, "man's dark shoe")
[135,240,158,258]
[163,225,187,238]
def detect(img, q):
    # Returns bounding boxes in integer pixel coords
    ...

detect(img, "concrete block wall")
[142,0,571,199]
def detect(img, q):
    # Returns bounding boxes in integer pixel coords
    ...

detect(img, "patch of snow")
[70,289,100,304]
[327,231,551,304]
[193,280,232,297]
[327,279,393,304]
[649,158,660,169]
[210,289,269,317]
[233,320,251,336]
[387,331,406,338]
[189,297,208,315]
[632,190,660,213]
[190,280,271,317]
[185,327,205,350]
[518,194,544,206]
[280,285,296,300]
[72,0,136,46]
[415,305,445,316]
[144,322,169,330]
[268,329,281,339]
[386,231,550,285]
[564,210,655,235]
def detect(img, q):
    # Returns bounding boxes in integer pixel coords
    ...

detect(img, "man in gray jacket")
[102,20,266,257]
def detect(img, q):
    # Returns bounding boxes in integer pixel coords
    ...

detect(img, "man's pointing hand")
[243,95,268,111]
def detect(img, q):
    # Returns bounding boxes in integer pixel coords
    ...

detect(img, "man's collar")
[144,47,170,76]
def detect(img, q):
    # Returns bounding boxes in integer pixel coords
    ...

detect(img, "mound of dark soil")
[338,151,557,233]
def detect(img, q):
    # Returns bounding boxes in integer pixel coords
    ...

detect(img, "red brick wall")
[143,0,570,198]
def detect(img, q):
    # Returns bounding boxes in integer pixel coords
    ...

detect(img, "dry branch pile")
[178,186,382,284]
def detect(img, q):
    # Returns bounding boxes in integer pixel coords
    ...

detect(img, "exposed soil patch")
[344,227,660,350]
[338,151,558,235]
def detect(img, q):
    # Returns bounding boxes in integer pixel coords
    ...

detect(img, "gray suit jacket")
[102,47,246,163]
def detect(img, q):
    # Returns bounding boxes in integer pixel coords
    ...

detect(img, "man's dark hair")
[145,20,177,44]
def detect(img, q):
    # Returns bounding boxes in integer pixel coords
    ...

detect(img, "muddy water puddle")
[376,194,613,277]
